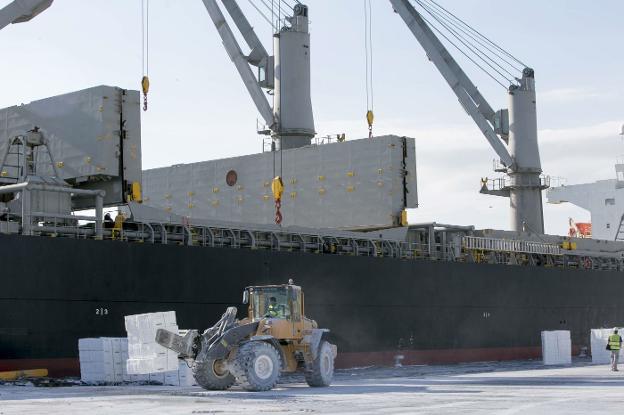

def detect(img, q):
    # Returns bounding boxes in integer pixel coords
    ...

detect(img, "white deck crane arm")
[389,0,513,167]
[0,0,52,31]
[221,0,268,66]
[200,0,275,129]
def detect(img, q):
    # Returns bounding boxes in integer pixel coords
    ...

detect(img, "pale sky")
[2,0,623,235]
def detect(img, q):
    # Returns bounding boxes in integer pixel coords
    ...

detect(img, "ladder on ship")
[615,214,624,241]
[0,131,60,185]
[0,142,25,184]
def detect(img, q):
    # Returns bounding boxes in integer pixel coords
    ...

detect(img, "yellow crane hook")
[141,76,150,111]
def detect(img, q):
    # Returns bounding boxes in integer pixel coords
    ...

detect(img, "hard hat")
[614,327,619,332]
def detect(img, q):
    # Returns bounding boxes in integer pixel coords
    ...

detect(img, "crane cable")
[141,0,150,111]
[411,0,529,89]
[364,0,374,139]
[421,0,527,69]
[271,0,284,225]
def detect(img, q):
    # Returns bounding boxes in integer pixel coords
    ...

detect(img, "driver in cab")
[266,296,283,318]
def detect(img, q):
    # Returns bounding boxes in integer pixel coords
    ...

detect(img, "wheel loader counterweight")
[155,281,337,391]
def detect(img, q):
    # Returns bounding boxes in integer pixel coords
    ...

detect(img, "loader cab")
[244,283,303,322]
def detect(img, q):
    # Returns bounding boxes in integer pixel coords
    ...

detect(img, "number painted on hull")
[95,308,109,316]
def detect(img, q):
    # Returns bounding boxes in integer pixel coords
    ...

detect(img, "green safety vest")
[267,304,278,317]
[609,334,622,351]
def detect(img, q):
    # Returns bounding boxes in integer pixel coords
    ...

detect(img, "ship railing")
[462,236,562,256]
[133,221,416,258]
[0,211,159,243]
[481,175,552,192]
[0,212,19,234]
[9,210,624,271]
[0,210,450,260]
[0,211,99,239]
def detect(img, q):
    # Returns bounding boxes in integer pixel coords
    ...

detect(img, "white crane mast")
[0,0,52,31]
[390,0,547,234]
[200,0,315,150]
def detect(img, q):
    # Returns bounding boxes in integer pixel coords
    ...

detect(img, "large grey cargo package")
[143,135,417,230]
[0,86,142,207]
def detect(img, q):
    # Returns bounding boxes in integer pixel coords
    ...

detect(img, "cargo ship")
[1,0,624,378]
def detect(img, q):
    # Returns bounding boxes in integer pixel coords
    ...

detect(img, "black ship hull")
[1,234,623,376]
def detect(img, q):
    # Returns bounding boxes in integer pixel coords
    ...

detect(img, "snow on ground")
[1,360,623,414]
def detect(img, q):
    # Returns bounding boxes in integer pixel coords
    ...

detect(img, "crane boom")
[390,0,547,234]
[221,0,268,66]
[200,0,275,129]
[0,0,52,31]
[389,0,512,167]
[200,1,314,149]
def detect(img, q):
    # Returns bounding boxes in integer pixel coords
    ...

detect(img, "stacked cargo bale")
[78,338,128,384]
[541,330,572,365]
[163,361,197,387]
[125,311,180,374]
[79,336,197,386]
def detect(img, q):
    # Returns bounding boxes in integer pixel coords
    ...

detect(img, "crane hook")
[271,176,284,225]
[141,76,150,111]
[366,110,374,139]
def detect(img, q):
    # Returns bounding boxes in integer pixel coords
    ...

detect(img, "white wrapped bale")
[148,372,165,384]
[124,311,180,374]
[178,361,198,387]
[541,330,571,365]
[79,337,128,384]
[164,370,180,386]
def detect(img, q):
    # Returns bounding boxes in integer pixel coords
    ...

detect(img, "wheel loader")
[155,280,337,391]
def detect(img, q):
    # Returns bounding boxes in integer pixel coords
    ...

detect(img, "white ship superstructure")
[547,125,624,241]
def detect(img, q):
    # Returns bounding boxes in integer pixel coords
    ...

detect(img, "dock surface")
[1,360,623,414]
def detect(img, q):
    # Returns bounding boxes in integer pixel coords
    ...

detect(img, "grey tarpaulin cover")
[143,135,417,230]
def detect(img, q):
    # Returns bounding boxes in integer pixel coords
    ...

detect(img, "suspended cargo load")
[142,135,417,230]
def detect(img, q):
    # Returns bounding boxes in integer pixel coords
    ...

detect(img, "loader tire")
[193,359,235,390]
[230,341,281,391]
[305,340,334,387]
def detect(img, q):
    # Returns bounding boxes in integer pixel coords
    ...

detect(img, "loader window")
[289,288,302,322]
[251,287,290,320]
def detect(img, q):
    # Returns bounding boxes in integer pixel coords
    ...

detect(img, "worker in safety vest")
[608,327,623,371]
[266,297,281,318]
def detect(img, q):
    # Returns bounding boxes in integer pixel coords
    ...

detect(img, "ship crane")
[200,0,315,150]
[2,0,315,152]
[389,0,548,234]
[0,0,52,31]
